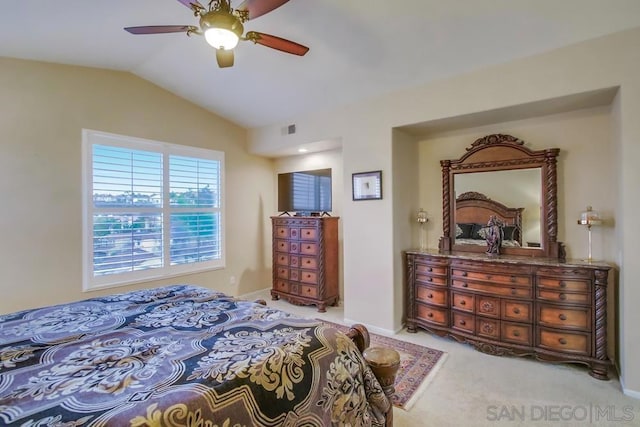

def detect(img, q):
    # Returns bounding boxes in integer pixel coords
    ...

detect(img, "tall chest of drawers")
[271,216,339,312]
[405,250,611,379]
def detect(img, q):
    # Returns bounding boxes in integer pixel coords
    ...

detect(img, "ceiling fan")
[124,0,309,68]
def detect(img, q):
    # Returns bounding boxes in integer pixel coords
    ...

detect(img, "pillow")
[503,225,517,241]
[456,223,474,239]
[470,223,488,240]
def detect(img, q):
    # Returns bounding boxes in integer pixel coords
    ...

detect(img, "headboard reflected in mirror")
[439,134,564,259]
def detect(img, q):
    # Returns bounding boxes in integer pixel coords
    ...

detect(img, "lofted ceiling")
[1,1,640,129]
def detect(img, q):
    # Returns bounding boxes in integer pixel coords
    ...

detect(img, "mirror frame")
[439,134,564,259]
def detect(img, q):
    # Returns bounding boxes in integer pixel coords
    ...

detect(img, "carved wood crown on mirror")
[439,133,564,259]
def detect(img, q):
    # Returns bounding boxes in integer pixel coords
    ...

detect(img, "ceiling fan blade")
[246,31,309,56]
[124,25,195,35]
[236,0,290,20]
[176,0,205,12]
[216,49,235,68]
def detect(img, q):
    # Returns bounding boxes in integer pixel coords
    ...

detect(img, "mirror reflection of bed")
[454,168,541,248]
[454,191,523,247]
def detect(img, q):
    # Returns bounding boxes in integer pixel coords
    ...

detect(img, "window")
[82,129,224,291]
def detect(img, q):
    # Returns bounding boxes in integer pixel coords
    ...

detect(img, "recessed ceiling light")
[298,148,308,153]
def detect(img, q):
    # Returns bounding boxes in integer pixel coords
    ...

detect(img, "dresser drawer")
[300,285,318,299]
[276,267,289,279]
[452,269,531,286]
[536,289,590,304]
[416,286,447,306]
[451,280,532,298]
[452,292,474,312]
[416,274,447,287]
[276,240,300,253]
[452,311,475,334]
[502,300,532,322]
[300,228,318,240]
[538,327,590,355]
[275,226,290,239]
[537,277,590,292]
[274,280,289,293]
[537,267,591,279]
[417,303,449,326]
[476,317,500,339]
[300,270,318,284]
[476,295,500,318]
[415,263,448,276]
[537,305,590,331]
[300,256,317,269]
[300,242,318,255]
[451,260,531,275]
[501,322,532,346]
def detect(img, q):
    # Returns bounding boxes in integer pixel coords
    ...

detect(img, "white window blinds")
[83,130,224,291]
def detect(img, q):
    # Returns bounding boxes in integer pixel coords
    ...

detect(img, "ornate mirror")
[439,134,563,259]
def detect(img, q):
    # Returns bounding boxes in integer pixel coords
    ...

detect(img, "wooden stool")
[362,346,400,396]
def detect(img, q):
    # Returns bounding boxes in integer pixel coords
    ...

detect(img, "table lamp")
[577,206,602,262]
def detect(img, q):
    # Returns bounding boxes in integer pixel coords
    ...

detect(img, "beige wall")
[0,57,274,314]
[273,149,344,300]
[249,28,640,396]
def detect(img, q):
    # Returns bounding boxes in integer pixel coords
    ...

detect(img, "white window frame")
[82,129,225,291]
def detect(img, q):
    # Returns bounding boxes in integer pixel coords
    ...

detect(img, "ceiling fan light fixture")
[205,28,239,50]
[201,11,243,50]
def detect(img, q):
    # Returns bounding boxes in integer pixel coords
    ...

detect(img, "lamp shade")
[577,206,602,226]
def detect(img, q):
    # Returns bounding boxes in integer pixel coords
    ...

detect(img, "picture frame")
[352,170,382,201]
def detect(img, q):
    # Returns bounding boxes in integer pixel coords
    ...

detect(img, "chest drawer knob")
[510,276,517,283]
[427,267,433,272]
[461,271,468,277]
[559,293,567,300]
[559,338,567,345]
[459,320,466,326]
[486,274,492,280]
[559,281,567,288]
[511,288,517,295]
[559,314,567,321]
[513,330,521,337]
[427,312,433,318]
[513,307,520,314]
[462,282,468,288]
[460,300,466,306]
[427,293,433,299]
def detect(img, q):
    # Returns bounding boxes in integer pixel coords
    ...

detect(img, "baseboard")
[343,317,403,336]
[620,376,640,400]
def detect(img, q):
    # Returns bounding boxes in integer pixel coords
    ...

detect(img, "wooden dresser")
[405,250,612,379]
[271,216,339,312]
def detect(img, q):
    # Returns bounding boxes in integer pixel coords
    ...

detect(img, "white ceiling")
[1,0,639,129]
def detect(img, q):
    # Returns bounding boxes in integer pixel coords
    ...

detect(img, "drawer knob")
[513,330,521,337]
[460,300,466,306]
[306,245,311,250]
[486,274,492,280]
[559,293,567,301]
[427,267,433,272]
[511,288,517,295]
[559,281,567,288]
[513,307,520,314]
[461,272,468,277]
[306,231,311,235]
[559,314,567,321]
[427,312,434,318]
[559,338,567,345]
[459,320,466,326]
[510,276,517,283]
[462,283,468,288]
[427,293,433,299]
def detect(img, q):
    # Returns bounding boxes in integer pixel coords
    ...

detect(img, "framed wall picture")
[352,170,382,201]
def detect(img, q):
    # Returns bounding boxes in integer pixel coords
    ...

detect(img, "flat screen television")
[278,168,332,214]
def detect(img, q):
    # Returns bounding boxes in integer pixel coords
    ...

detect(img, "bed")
[454,191,523,247]
[0,285,392,426]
